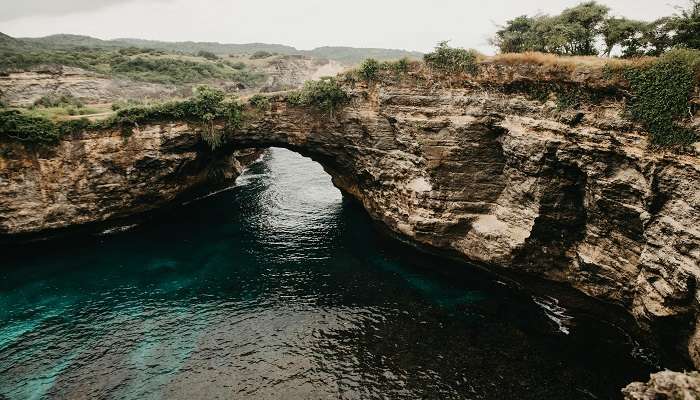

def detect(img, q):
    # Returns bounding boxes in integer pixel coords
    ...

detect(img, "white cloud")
[0,0,688,53]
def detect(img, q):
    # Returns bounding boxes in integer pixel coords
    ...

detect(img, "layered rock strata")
[1,64,698,371]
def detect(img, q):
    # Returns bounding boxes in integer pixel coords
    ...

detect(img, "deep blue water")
[0,148,656,399]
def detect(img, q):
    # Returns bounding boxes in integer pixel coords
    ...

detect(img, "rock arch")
[1,82,699,369]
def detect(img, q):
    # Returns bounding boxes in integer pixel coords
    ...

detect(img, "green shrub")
[358,58,380,81]
[285,91,303,106]
[197,50,219,60]
[226,61,246,70]
[621,49,699,146]
[424,41,479,74]
[112,86,243,149]
[0,110,61,144]
[33,93,84,109]
[286,77,349,117]
[111,99,144,111]
[249,94,270,110]
[250,51,274,60]
[386,58,410,75]
[1,86,244,149]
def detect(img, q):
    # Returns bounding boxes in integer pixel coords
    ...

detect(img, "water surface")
[1,148,656,399]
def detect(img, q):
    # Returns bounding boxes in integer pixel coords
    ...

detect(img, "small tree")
[556,1,610,55]
[492,15,539,53]
[671,0,700,49]
[600,17,646,56]
[358,58,380,81]
[492,2,609,56]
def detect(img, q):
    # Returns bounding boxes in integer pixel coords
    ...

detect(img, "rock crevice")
[1,78,699,373]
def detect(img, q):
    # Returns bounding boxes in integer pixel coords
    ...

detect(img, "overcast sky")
[0,0,689,53]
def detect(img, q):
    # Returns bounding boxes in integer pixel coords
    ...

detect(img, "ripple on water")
[0,148,657,400]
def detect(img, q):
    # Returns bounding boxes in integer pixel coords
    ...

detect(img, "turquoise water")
[1,148,656,399]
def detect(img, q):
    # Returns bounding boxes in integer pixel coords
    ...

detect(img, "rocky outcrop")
[0,124,260,236]
[0,64,698,372]
[0,57,346,106]
[0,66,185,106]
[623,370,700,399]
[258,56,346,92]
[230,73,700,369]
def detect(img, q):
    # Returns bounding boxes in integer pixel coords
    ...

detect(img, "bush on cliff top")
[249,94,270,111]
[424,41,479,74]
[0,86,243,149]
[286,77,349,117]
[0,110,62,144]
[355,58,411,83]
[358,58,380,81]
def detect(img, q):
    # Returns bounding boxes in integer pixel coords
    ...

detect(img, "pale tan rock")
[1,71,699,378]
[623,370,700,400]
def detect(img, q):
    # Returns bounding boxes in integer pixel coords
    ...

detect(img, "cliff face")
[0,124,259,236]
[0,66,184,106]
[0,65,698,370]
[0,57,346,106]
[230,74,700,368]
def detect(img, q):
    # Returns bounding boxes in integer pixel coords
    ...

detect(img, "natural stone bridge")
[1,77,699,371]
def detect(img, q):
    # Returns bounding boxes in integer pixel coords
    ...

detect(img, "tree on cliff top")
[671,0,700,50]
[493,0,700,57]
[492,2,609,56]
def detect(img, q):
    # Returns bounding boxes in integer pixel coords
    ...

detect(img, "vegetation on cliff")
[356,58,411,82]
[486,0,700,147]
[492,0,700,57]
[612,49,700,146]
[424,41,479,74]
[286,77,349,117]
[0,33,422,68]
[0,87,243,149]
[0,46,264,86]
[351,40,699,148]
[248,94,271,111]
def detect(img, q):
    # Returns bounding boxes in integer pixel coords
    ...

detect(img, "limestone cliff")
[0,124,260,236]
[623,370,700,400]
[0,61,698,374]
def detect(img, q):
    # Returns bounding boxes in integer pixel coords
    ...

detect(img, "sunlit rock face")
[233,79,700,370]
[0,124,261,235]
[1,69,699,371]
[623,370,700,400]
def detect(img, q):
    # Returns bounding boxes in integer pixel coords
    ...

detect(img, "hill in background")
[8,33,422,64]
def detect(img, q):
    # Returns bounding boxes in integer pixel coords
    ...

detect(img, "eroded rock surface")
[232,79,700,370]
[0,124,259,235]
[623,370,700,400]
[0,66,184,106]
[1,70,699,374]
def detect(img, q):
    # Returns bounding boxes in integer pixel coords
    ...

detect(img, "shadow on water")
[0,148,658,399]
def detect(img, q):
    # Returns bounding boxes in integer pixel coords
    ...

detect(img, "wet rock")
[623,370,700,400]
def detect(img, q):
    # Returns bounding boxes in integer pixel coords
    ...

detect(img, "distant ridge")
[0,32,25,48]
[4,33,422,64]
[112,38,298,57]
